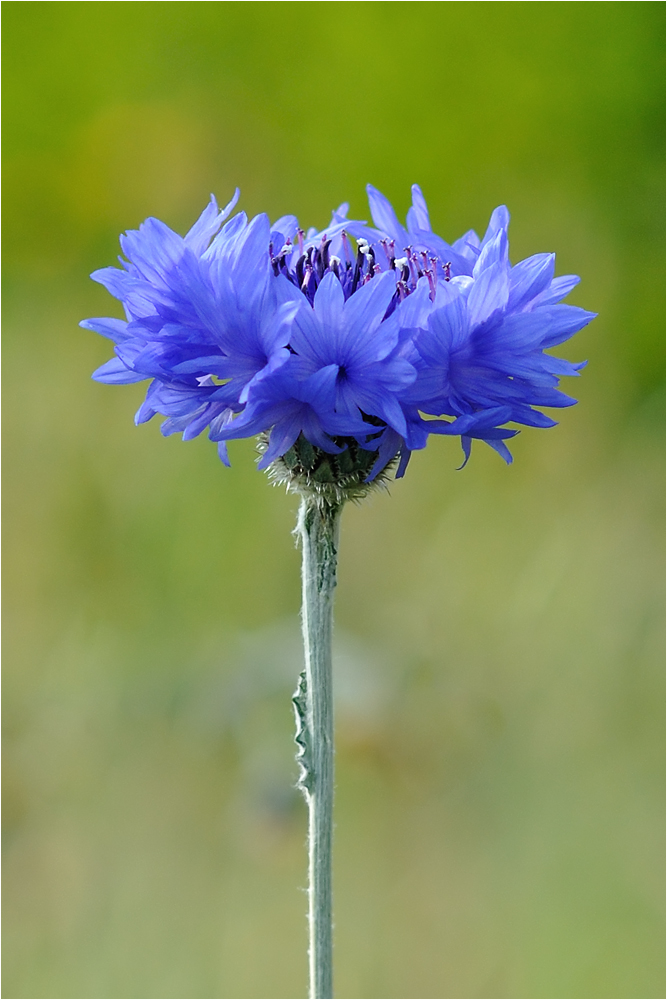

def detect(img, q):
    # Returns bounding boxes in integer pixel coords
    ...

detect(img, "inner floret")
[269,231,451,314]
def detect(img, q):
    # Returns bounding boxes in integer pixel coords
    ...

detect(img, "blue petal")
[161,414,195,437]
[92,357,147,384]
[301,413,345,454]
[407,184,431,232]
[217,440,231,466]
[185,195,220,254]
[395,447,413,478]
[343,271,397,340]
[508,253,555,312]
[481,206,510,247]
[313,271,345,327]
[239,348,292,404]
[182,403,228,441]
[484,438,514,464]
[422,288,469,358]
[257,415,304,469]
[537,274,580,306]
[533,305,597,347]
[288,300,330,366]
[394,276,433,330]
[80,317,131,343]
[452,229,481,257]
[468,260,510,331]
[135,396,157,424]
[119,218,185,287]
[150,382,214,416]
[458,436,473,469]
[205,212,248,261]
[271,215,299,243]
[298,365,340,412]
[365,428,402,481]
[473,227,509,277]
[366,185,408,243]
[230,214,271,296]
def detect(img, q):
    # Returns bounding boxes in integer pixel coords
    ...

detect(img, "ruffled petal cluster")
[83,185,595,480]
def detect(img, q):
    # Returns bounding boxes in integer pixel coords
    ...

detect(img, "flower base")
[260,432,397,505]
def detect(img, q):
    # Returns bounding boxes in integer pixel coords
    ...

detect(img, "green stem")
[295,496,342,1000]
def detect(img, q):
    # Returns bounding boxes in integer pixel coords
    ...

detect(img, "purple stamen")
[406,248,419,285]
[295,253,306,286]
[351,246,364,294]
[321,239,332,272]
[301,262,313,291]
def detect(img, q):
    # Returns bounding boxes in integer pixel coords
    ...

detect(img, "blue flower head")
[83,186,595,497]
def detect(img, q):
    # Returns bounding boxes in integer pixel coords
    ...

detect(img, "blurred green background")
[3,3,664,998]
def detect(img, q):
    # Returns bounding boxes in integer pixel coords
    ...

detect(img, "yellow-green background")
[3,3,664,998]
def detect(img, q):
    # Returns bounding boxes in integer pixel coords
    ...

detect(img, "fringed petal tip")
[486,438,514,464]
[457,429,515,468]
[457,437,473,470]
[134,400,156,425]
[395,448,412,479]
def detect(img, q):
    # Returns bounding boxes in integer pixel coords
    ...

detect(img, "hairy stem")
[295,496,342,1000]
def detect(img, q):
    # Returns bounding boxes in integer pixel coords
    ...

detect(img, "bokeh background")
[3,3,664,998]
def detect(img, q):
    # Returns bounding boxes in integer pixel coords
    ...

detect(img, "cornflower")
[83,186,595,999]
